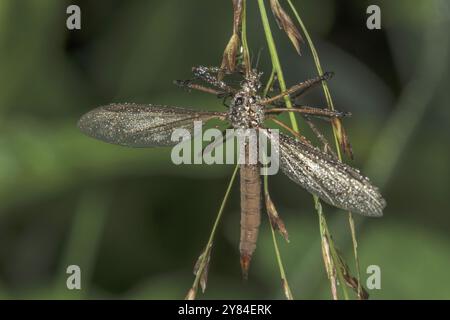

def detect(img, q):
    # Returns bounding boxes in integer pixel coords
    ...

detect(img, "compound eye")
[235,96,244,106]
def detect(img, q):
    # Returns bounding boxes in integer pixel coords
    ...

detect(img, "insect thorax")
[228,93,264,129]
[227,73,265,129]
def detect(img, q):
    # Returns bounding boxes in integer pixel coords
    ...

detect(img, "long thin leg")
[260,72,333,105]
[269,115,337,159]
[265,106,351,119]
[192,66,237,94]
[289,73,333,102]
[302,115,338,159]
[174,80,225,96]
[267,117,312,146]
[200,126,234,158]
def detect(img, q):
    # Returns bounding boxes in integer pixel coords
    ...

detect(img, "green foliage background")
[0,0,449,299]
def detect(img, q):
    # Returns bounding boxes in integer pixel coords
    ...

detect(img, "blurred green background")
[0,0,449,299]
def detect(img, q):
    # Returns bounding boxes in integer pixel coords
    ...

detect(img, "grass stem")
[257,0,294,299]
[257,0,299,133]
[287,0,361,299]
[188,164,239,299]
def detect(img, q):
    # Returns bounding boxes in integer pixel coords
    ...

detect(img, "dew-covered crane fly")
[78,66,386,278]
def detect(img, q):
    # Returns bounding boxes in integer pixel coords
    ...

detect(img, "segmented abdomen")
[239,162,261,278]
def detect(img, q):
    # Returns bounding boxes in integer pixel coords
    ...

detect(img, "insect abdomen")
[239,162,261,279]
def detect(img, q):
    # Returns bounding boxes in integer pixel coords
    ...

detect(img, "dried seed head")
[336,252,369,300]
[265,192,289,242]
[220,33,240,73]
[232,0,244,34]
[282,279,294,300]
[193,245,212,293]
[220,0,244,73]
[332,118,354,159]
[270,0,304,55]
[185,288,196,300]
[320,230,339,300]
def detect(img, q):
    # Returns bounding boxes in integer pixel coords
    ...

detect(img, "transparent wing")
[78,103,227,147]
[271,132,386,217]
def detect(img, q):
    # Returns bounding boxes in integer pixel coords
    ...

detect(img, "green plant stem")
[322,211,350,300]
[263,157,293,300]
[287,0,340,158]
[269,214,293,299]
[263,67,276,96]
[257,0,299,132]
[256,1,293,299]
[348,211,362,297]
[288,0,359,299]
[259,0,353,299]
[191,164,239,293]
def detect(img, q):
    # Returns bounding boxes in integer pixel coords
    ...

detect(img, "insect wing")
[78,103,225,147]
[271,132,386,217]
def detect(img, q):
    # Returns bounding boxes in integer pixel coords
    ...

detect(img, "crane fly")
[78,66,386,278]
